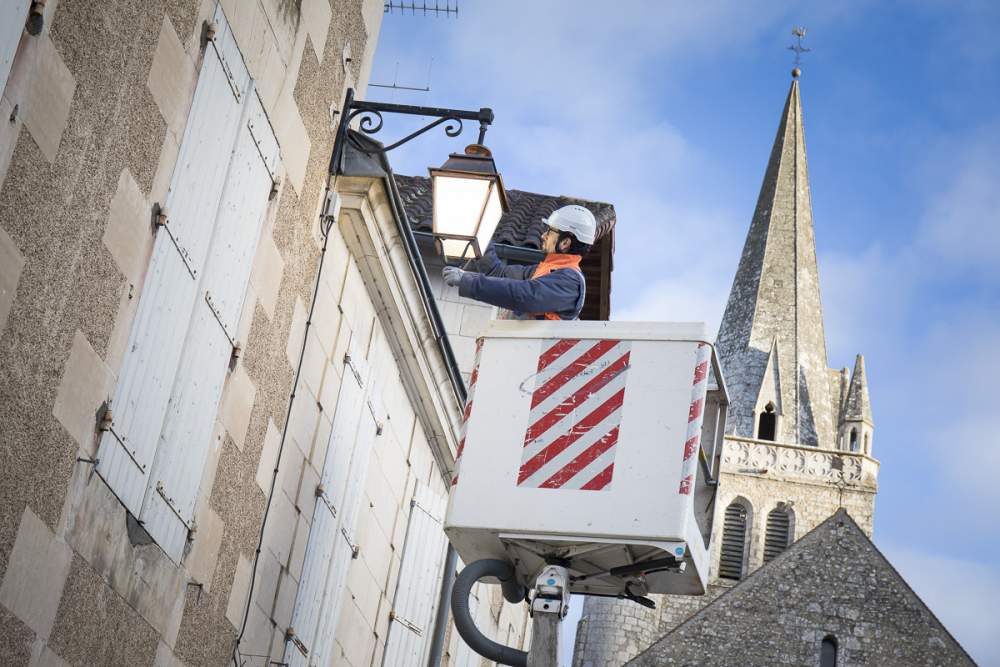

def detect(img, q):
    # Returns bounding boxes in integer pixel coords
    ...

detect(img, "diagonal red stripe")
[538,426,620,489]
[462,399,474,422]
[688,398,703,422]
[692,360,709,384]
[683,435,698,460]
[537,339,581,372]
[519,388,625,484]
[525,352,630,444]
[530,339,619,409]
[580,463,614,491]
[678,474,693,495]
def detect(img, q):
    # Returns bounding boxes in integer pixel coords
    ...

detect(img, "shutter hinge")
[388,610,423,636]
[286,627,308,657]
[367,399,383,435]
[210,37,242,102]
[204,291,238,350]
[409,498,443,524]
[101,418,146,473]
[154,204,169,228]
[155,481,193,528]
[341,526,360,559]
[98,406,113,432]
[247,118,280,186]
[343,353,364,386]
[158,216,198,280]
[315,484,337,517]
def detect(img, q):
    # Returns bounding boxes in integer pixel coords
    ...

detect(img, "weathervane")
[788,26,810,78]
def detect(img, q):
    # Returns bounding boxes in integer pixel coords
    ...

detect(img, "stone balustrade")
[720,436,879,490]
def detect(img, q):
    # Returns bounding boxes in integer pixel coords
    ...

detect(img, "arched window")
[758,403,776,441]
[820,635,838,667]
[849,428,858,452]
[763,506,793,563]
[719,500,750,580]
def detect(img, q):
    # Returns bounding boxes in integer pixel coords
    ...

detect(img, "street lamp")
[326,90,507,260]
[429,144,509,261]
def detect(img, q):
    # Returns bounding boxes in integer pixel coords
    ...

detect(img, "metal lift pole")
[526,565,570,667]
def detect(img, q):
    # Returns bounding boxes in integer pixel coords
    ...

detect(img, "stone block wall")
[0,1,391,664]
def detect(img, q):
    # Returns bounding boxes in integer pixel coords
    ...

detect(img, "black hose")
[450,559,528,667]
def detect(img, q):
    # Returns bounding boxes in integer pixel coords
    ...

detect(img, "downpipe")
[450,559,528,667]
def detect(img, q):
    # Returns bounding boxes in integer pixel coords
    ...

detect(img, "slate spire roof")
[715,78,836,447]
[627,510,976,666]
[843,354,873,424]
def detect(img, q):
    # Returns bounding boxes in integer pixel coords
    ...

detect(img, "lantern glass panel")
[432,172,492,258]
[475,182,503,255]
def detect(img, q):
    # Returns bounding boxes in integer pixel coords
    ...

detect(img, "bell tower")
[573,69,880,666]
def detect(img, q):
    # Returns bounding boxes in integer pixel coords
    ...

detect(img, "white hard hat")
[545,205,597,245]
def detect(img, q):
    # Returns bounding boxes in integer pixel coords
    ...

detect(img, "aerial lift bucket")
[444,320,728,665]
[446,320,728,597]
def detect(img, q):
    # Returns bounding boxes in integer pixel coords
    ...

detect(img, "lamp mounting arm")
[329,88,494,171]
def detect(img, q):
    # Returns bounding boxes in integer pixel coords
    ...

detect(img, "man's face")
[541,228,561,253]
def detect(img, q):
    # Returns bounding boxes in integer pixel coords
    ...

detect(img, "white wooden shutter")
[95,6,249,514]
[381,481,449,667]
[287,349,384,667]
[140,89,280,561]
[0,2,28,95]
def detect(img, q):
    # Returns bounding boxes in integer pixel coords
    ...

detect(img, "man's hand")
[442,266,465,287]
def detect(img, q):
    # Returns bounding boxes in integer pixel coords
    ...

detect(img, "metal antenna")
[788,26,811,68]
[384,0,458,18]
[369,58,433,93]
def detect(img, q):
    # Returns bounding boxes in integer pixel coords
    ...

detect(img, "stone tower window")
[763,505,793,563]
[864,432,870,454]
[718,500,751,580]
[849,428,858,452]
[758,403,777,441]
[820,635,838,667]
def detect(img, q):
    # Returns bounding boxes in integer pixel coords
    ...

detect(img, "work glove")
[442,266,465,287]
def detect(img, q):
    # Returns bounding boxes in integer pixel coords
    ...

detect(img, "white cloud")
[878,543,1000,665]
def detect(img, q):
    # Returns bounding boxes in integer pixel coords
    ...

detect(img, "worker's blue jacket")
[458,245,587,320]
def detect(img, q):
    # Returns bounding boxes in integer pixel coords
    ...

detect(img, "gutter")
[381,167,468,406]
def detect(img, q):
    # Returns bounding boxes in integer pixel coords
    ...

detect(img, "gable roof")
[627,509,976,666]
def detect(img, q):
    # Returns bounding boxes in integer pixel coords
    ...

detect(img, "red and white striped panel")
[678,343,711,495]
[517,338,631,491]
[451,337,485,486]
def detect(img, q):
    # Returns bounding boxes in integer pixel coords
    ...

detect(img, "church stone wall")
[572,596,661,667]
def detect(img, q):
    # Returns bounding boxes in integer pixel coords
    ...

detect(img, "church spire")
[843,354,873,424]
[715,77,837,448]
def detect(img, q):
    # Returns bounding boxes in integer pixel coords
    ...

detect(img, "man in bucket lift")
[442,205,597,321]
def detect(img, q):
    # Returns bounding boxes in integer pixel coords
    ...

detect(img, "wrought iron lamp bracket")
[330,88,493,171]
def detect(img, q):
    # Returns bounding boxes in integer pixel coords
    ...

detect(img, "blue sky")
[369,2,1000,663]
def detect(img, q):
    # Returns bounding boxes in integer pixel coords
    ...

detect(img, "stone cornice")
[721,435,879,491]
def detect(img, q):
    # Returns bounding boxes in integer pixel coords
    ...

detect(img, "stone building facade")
[628,511,975,666]
[572,76,881,666]
[0,1,590,665]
